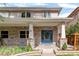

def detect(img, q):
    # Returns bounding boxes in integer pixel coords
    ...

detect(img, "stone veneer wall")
[0,26,28,46]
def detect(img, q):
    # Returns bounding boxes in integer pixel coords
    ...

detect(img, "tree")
[66,20,79,35]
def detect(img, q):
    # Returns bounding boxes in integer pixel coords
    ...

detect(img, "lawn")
[0,44,32,56]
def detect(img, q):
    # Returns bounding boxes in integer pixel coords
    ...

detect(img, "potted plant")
[62,43,67,50]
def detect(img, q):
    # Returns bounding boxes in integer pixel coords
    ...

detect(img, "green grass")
[0,46,32,56]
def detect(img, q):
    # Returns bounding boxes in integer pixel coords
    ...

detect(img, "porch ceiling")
[0,17,73,26]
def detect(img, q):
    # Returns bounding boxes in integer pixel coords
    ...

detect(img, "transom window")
[1,31,8,38]
[20,31,29,38]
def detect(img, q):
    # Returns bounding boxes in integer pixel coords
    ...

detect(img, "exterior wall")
[9,12,21,18]
[0,26,58,47]
[31,12,44,18]
[0,12,58,18]
[68,9,79,27]
[50,13,58,17]
[0,26,28,46]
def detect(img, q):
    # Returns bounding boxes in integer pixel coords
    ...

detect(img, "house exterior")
[68,7,79,26]
[0,7,72,48]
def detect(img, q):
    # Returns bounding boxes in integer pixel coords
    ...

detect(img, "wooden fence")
[66,32,79,50]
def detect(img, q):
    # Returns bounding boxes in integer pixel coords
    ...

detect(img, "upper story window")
[21,12,31,18]
[26,12,31,17]
[44,11,51,17]
[21,12,25,18]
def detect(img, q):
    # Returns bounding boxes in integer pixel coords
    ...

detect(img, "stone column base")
[60,38,67,49]
[27,38,35,49]
[30,39,35,49]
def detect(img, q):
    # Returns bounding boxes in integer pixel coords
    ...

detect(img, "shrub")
[66,21,79,35]
[62,43,67,50]
[26,43,32,52]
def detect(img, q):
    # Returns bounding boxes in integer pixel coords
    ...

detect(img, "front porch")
[0,17,72,49]
[0,24,66,49]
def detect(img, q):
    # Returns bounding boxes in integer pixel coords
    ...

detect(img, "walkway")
[35,44,58,56]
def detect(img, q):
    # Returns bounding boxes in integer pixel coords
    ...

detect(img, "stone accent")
[30,38,35,48]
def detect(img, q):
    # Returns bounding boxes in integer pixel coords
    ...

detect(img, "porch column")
[60,24,67,48]
[29,24,34,39]
[29,24,34,48]
[61,24,66,38]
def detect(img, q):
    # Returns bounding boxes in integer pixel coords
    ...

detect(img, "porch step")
[35,44,57,50]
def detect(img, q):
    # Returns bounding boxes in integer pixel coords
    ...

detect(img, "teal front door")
[41,30,53,44]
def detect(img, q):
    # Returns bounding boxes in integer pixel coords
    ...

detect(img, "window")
[21,12,25,18]
[20,31,29,38]
[44,11,50,17]
[26,12,31,17]
[20,31,26,38]
[21,12,31,18]
[1,31,8,38]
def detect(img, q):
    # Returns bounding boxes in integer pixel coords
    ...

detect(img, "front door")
[41,30,53,44]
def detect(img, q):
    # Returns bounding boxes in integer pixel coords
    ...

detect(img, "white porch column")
[29,24,34,48]
[61,24,66,38]
[60,24,67,48]
[29,24,34,39]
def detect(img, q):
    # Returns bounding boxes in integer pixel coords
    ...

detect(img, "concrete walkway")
[35,44,58,56]
[41,49,55,56]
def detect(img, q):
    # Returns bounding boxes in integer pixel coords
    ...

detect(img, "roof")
[0,7,62,14]
[68,7,79,17]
